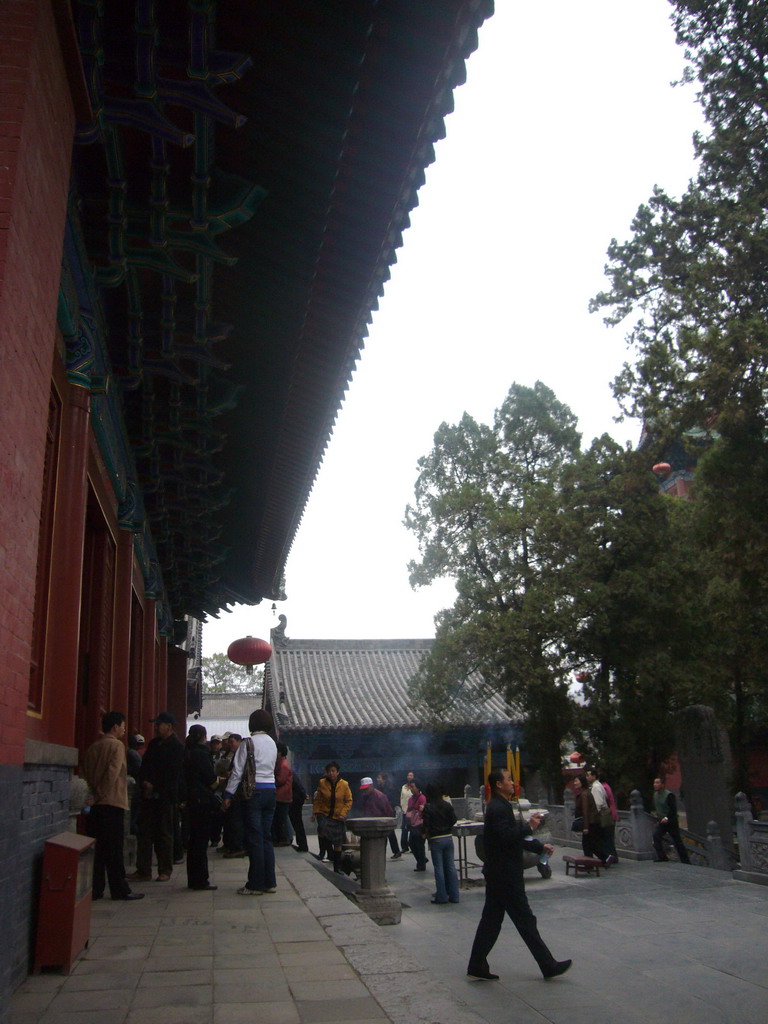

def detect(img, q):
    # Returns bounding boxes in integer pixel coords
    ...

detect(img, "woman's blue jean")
[243,788,276,891]
[429,835,460,902]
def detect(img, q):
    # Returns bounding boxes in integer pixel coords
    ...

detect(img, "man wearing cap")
[82,711,144,901]
[353,777,395,818]
[129,711,184,882]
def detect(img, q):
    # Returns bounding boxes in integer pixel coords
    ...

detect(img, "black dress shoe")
[114,893,145,901]
[542,959,572,979]
[467,967,499,981]
[188,884,218,891]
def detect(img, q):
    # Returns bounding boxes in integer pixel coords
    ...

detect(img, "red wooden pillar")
[167,645,188,736]
[39,381,91,746]
[156,636,168,712]
[141,598,157,726]
[110,529,133,718]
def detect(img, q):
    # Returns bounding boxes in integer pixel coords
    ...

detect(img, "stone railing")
[540,788,764,879]
[734,792,768,885]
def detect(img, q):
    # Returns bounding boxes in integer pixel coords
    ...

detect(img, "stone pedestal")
[345,817,401,925]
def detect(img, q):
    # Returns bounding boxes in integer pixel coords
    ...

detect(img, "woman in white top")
[224,709,278,895]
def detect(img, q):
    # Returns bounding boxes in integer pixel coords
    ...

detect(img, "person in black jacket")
[652,777,691,864]
[129,711,184,882]
[289,767,309,852]
[423,782,459,904]
[184,724,218,890]
[467,768,571,981]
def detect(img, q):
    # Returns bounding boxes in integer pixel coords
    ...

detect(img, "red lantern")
[652,462,671,477]
[575,670,592,682]
[569,752,582,764]
[227,636,272,675]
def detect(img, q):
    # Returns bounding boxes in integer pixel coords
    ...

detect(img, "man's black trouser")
[653,821,690,863]
[87,804,130,898]
[136,797,175,876]
[223,792,245,852]
[469,874,555,973]
[289,800,308,851]
[187,804,213,887]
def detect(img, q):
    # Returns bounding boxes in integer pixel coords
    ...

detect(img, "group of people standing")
[82,716,688,988]
[571,766,619,867]
[82,707,294,900]
[571,767,691,867]
[307,764,462,905]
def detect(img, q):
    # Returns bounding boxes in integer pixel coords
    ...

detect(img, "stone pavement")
[11,839,768,1024]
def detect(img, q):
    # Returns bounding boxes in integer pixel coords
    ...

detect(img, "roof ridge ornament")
[271,614,289,648]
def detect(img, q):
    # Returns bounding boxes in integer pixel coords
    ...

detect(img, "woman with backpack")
[223,709,278,895]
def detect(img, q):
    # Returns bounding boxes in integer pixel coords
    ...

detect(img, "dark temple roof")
[68,0,494,621]
[264,625,517,732]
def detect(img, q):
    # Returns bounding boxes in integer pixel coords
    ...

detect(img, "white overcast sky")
[204,0,704,654]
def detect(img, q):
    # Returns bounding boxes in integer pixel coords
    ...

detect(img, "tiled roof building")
[263,619,521,794]
[191,693,264,739]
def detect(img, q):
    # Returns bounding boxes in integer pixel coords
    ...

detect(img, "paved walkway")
[11,840,768,1024]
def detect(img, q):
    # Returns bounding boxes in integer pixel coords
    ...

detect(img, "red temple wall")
[0,0,75,766]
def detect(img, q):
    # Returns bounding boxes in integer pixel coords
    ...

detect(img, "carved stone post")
[564,787,575,833]
[630,790,654,859]
[735,792,755,872]
[705,819,733,871]
[345,817,401,925]
[733,792,768,884]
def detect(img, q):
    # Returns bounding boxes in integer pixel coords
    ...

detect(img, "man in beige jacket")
[82,711,144,901]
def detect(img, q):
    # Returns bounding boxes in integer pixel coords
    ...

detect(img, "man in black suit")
[652,777,691,864]
[128,711,184,882]
[467,768,571,981]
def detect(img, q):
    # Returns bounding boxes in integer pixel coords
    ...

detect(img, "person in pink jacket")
[272,742,293,846]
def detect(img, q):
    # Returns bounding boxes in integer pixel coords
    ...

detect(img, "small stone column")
[345,817,401,925]
[564,787,575,833]
[629,789,654,859]
[734,792,755,871]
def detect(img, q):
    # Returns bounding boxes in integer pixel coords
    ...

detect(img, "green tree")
[590,0,768,795]
[687,431,768,792]
[202,653,263,693]
[591,0,768,441]
[404,382,581,791]
[557,438,711,799]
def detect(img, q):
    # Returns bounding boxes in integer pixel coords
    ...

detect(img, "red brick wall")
[0,1,75,765]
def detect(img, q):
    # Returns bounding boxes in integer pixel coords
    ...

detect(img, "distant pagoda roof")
[264,619,519,733]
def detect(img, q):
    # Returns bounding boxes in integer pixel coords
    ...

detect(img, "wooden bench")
[563,855,603,877]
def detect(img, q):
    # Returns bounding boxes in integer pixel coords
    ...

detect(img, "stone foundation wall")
[0,749,75,1023]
